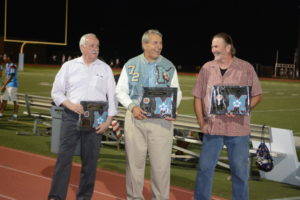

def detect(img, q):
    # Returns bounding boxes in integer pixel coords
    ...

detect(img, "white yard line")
[0,194,16,200]
[269,197,300,200]
[253,108,300,112]
[0,164,125,200]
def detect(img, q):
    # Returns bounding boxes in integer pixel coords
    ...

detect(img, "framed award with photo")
[209,85,251,115]
[79,101,108,131]
[140,87,177,118]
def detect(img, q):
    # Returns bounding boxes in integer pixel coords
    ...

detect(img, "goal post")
[3,0,69,70]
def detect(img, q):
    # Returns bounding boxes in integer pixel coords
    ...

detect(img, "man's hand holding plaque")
[132,106,148,120]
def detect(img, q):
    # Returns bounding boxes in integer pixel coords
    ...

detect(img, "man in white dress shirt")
[48,33,118,200]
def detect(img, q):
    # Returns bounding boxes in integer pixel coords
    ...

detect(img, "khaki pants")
[125,111,173,200]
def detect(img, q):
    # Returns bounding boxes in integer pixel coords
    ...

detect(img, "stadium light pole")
[296,2,300,78]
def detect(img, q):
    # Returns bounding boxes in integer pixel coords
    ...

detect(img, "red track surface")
[0,146,227,200]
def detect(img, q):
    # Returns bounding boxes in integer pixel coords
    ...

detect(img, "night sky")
[1,0,299,69]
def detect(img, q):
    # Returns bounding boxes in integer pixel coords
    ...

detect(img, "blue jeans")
[194,134,250,200]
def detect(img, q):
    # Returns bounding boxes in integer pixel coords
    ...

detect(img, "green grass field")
[1,65,300,199]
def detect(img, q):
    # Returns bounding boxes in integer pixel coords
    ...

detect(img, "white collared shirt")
[51,56,118,116]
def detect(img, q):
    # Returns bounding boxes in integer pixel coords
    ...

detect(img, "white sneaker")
[9,115,18,121]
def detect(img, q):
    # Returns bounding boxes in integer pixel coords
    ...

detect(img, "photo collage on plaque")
[79,101,108,131]
[210,85,251,115]
[140,87,177,118]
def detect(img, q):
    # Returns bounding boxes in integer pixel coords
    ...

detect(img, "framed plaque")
[79,101,108,131]
[209,86,251,115]
[140,87,177,118]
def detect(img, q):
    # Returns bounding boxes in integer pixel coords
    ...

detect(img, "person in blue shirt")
[0,54,19,120]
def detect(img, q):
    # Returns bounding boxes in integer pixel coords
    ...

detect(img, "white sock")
[0,113,3,117]
[13,114,17,118]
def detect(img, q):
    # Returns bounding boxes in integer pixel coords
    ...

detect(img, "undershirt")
[220,68,227,76]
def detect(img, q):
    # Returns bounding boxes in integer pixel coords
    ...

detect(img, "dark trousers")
[48,108,102,200]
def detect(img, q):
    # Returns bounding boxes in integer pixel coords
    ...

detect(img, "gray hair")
[79,33,98,47]
[213,32,236,56]
[141,29,163,43]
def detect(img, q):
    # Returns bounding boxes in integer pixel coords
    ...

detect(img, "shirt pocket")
[90,73,107,89]
[90,75,99,86]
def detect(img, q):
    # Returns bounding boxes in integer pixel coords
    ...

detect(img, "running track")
[0,146,226,200]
